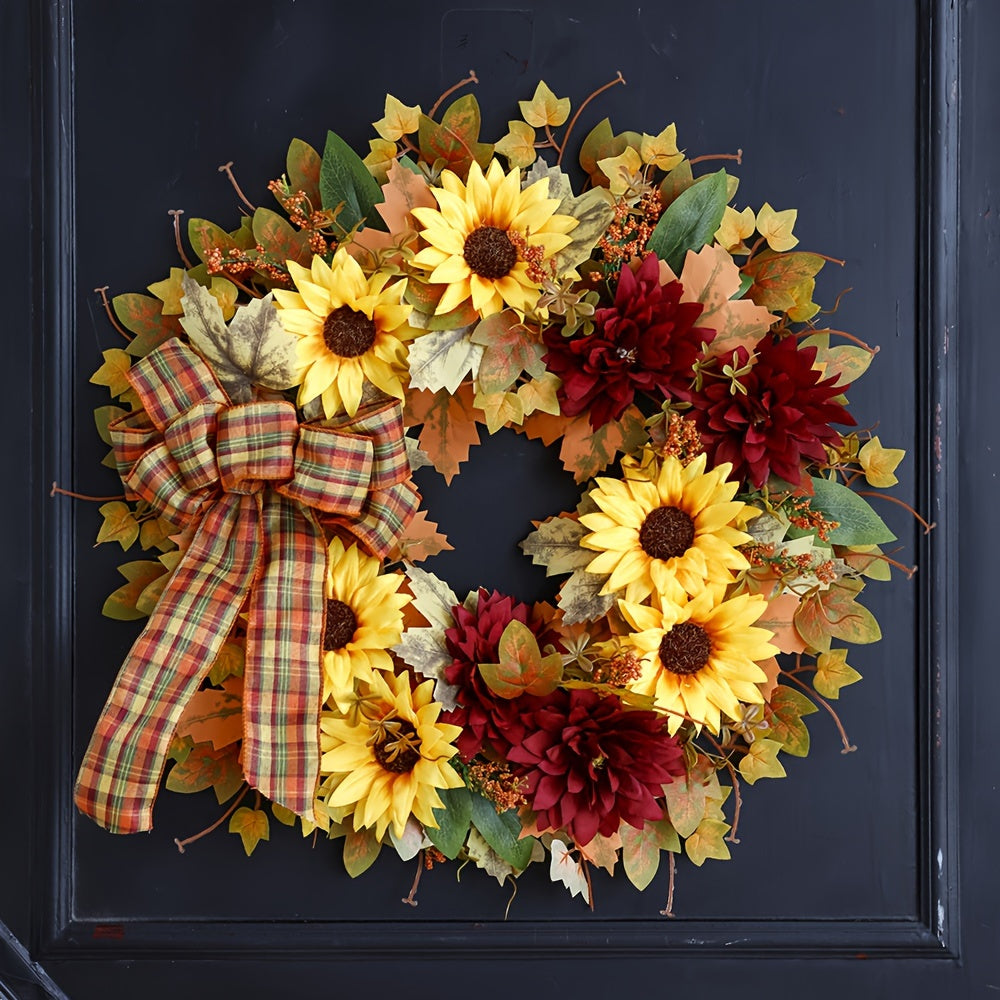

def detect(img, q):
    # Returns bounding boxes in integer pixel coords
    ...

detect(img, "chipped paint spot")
[937,900,946,937]
[937,848,943,873]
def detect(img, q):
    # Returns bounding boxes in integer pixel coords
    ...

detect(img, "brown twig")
[659,851,677,917]
[796,327,878,354]
[173,783,250,853]
[218,161,256,212]
[428,70,479,119]
[856,491,936,534]
[167,210,194,268]
[94,287,132,341]
[688,150,743,166]
[557,71,626,166]
[780,670,857,754]
[581,857,595,912]
[401,850,424,907]
[50,483,125,502]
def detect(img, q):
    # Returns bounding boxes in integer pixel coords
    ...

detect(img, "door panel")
[8,0,996,995]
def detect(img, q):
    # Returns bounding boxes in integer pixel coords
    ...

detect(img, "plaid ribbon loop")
[75,339,418,834]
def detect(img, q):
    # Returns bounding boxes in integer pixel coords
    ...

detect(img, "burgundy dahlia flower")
[688,334,855,488]
[442,590,560,760]
[505,687,686,846]
[544,253,714,429]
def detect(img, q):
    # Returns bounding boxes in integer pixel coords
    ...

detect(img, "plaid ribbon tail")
[241,493,325,820]
[74,493,260,833]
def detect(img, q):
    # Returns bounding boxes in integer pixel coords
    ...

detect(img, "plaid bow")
[75,340,418,834]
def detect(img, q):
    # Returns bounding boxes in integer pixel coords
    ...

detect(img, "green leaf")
[101,559,167,621]
[766,685,818,757]
[662,773,707,838]
[619,818,679,891]
[251,207,312,267]
[426,785,473,860]
[469,793,533,870]
[659,160,694,207]
[417,95,493,178]
[343,826,382,877]
[93,405,127,446]
[578,118,627,184]
[470,311,547,394]
[113,293,182,358]
[477,619,563,699]
[806,477,897,545]
[794,577,882,652]
[229,807,269,856]
[271,802,297,827]
[646,169,728,273]
[319,129,385,233]
[741,249,826,312]
[285,137,322,208]
[164,741,240,795]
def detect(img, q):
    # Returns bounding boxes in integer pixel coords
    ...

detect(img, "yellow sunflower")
[580,450,754,605]
[410,159,577,317]
[319,671,464,841]
[620,590,778,735]
[273,248,414,418]
[321,536,410,711]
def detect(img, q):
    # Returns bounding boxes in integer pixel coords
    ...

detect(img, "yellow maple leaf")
[715,205,755,253]
[813,648,863,699]
[363,138,398,183]
[597,146,643,197]
[148,268,237,320]
[516,372,561,416]
[858,436,905,488]
[474,387,524,433]
[755,202,799,251]
[373,94,421,142]
[639,124,684,170]
[209,278,238,321]
[518,80,570,128]
[495,120,537,169]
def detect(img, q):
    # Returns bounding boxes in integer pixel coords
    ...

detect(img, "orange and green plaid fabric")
[75,340,418,833]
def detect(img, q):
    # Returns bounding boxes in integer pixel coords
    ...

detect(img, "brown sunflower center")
[639,506,695,560]
[323,306,376,357]
[372,719,422,773]
[324,599,357,651]
[658,622,712,676]
[463,226,518,279]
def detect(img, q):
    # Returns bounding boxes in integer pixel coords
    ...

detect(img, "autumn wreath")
[71,73,919,911]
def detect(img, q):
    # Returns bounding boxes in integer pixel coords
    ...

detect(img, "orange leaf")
[403,383,481,484]
[758,593,807,655]
[757,655,782,701]
[556,406,647,483]
[390,508,453,563]
[478,620,563,699]
[174,676,244,749]
[676,243,777,360]
[577,829,622,874]
[349,160,435,262]
[518,409,572,447]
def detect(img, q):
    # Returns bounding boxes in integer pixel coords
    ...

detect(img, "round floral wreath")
[74,73,917,912]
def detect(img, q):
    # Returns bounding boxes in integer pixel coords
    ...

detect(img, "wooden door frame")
[5,0,995,993]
